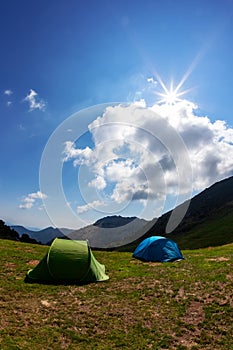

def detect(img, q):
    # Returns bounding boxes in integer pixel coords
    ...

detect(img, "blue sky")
[1,0,233,229]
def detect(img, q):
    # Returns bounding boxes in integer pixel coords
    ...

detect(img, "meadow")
[0,239,232,349]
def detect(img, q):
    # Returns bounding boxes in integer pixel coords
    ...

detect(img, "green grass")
[116,206,233,253]
[0,239,232,349]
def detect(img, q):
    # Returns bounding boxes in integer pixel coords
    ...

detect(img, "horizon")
[8,173,233,231]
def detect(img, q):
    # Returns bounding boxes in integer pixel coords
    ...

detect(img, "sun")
[156,81,182,105]
[155,79,190,105]
[149,66,195,106]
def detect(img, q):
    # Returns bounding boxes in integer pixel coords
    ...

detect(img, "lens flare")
[154,78,192,105]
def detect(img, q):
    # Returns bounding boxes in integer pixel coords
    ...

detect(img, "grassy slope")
[117,205,233,252]
[168,206,233,250]
[119,176,233,253]
[0,239,232,350]
[174,214,233,250]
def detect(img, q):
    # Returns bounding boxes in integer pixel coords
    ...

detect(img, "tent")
[133,236,184,262]
[26,238,109,284]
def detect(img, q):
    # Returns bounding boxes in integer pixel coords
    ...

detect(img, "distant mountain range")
[11,216,148,247]
[10,175,233,249]
[10,225,72,245]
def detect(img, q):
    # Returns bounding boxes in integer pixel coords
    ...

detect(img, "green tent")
[26,238,109,284]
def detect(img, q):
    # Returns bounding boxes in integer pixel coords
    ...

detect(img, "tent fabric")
[133,236,184,262]
[26,238,109,284]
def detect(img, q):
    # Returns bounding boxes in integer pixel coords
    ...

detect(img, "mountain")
[11,217,147,247]
[117,175,233,251]
[11,225,73,245]
[10,176,233,249]
[0,220,38,244]
[67,216,148,249]
[11,225,36,237]
[93,215,137,228]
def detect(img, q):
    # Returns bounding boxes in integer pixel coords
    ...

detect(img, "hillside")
[0,238,232,349]
[118,176,233,251]
[0,220,38,244]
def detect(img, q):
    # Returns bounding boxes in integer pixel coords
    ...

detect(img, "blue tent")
[133,236,184,262]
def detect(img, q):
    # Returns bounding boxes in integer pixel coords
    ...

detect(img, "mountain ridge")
[9,175,233,249]
[116,175,233,251]
[67,217,148,248]
[10,225,71,245]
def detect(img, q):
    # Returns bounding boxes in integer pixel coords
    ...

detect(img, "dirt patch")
[226,274,233,281]
[182,301,205,325]
[40,300,57,308]
[26,260,40,266]
[178,338,199,349]
[175,287,185,302]
[206,257,230,262]
[4,262,16,268]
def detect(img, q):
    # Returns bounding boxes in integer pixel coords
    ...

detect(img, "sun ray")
[149,50,205,106]
[153,71,169,95]
[175,51,203,93]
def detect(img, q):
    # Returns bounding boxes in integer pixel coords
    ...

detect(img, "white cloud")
[3,90,13,107]
[77,200,105,214]
[147,77,157,84]
[24,89,46,112]
[29,191,47,199]
[63,100,233,217]
[19,197,35,209]
[19,191,47,210]
[64,141,93,165]
[88,175,107,190]
[4,89,13,96]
